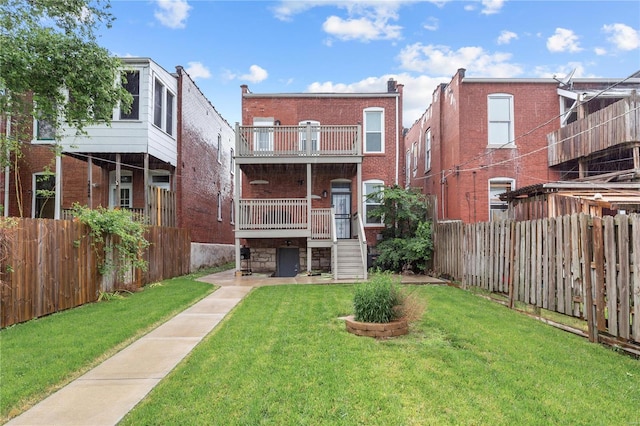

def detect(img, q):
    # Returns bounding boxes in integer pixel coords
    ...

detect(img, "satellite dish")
[553,68,576,87]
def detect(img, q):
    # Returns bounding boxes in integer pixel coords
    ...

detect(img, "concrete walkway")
[6,270,445,425]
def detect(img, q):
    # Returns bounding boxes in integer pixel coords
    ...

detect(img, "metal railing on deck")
[238,199,308,230]
[236,124,361,157]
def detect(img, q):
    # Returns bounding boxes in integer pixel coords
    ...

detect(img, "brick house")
[234,79,404,279]
[405,68,640,223]
[1,57,235,245]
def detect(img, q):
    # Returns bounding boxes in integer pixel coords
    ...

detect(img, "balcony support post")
[144,153,149,221]
[307,163,312,273]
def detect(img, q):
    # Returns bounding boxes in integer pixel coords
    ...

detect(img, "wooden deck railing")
[548,93,640,166]
[237,199,308,230]
[236,124,361,157]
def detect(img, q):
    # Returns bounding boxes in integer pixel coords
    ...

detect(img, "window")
[489,178,514,221]
[153,79,164,128]
[217,134,222,163]
[230,198,235,224]
[299,120,320,152]
[150,171,170,190]
[120,71,140,120]
[488,94,514,147]
[424,128,431,171]
[166,91,174,135]
[364,180,384,225]
[217,193,222,221]
[35,118,55,141]
[364,108,384,153]
[253,118,274,151]
[412,142,418,177]
[33,173,55,219]
[405,149,411,187]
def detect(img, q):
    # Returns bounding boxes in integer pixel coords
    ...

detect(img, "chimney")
[387,78,397,93]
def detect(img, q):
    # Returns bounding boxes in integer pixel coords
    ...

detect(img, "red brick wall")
[177,68,235,244]
[406,70,562,223]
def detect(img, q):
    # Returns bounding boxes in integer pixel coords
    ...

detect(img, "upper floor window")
[153,79,164,128]
[488,94,514,147]
[120,71,140,120]
[412,142,418,177]
[364,108,384,153]
[35,118,55,141]
[217,193,223,222]
[363,179,384,225]
[217,134,222,163]
[230,148,235,174]
[230,198,235,224]
[489,178,514,221]
[299,120,320,152]
[152,77,175,136]
[424,128,432,171]
[405,149,411,187]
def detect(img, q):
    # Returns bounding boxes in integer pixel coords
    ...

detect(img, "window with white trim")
[489,178,514,221]
[150,170,171,190]
[405,149,411,187]
[412,142,418,177]
[487,94,514,147]
[230,148,235,174]
[109,171,133,209]
[253,117,274,151]
[363,180,384,225]
[217,193,222,221]
[230,198,235,224]
[33,173,55,219]
[424,128,431,171]
[152,78,175,136]
[299,120,320,152]
[217,134,222,163]
[166,92,174,135]
[35,118,55,141]
[153,79,164,128]
[120,71,140,120]
[364,108,384,153]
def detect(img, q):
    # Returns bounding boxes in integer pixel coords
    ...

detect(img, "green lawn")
[0,267,223,422]
[121,284,640,425]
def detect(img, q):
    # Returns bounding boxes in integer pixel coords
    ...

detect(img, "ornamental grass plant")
[353,272,425,324]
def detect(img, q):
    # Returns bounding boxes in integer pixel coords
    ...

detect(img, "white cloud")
[480,0,505,15]
[532,63,593,79]
[594,47,607,56]
[497,30,517,45]
[397,43,523,77]
[547,28,582,53]
[240,65,268,83]
[602,23,640,51]
[154,0,191,29]
[185,62,211,80]
[322,15,402,41]
[423,17,439,31]
[307,73,450,127]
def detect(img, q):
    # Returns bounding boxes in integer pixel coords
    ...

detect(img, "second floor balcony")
[548,93,639,167]
[235,124,362,164]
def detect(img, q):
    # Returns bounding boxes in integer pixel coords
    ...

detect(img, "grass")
[121,284,640,425]
[0,263,232,422]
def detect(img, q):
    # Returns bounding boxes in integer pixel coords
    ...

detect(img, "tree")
[0,0,131,215]
[367,185,434,273]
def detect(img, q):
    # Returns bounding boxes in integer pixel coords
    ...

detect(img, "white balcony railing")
[238,199,307,230]
[236,124,361,158]
[311,208,332,239]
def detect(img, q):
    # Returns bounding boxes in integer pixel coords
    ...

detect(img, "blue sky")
[99,0,640,128]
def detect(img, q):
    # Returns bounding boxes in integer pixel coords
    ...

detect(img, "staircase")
[334,239,366,280]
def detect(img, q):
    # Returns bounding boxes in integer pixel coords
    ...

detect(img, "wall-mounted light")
[285,240,291,246]
[322,190,328,198]
[274,120,281,126]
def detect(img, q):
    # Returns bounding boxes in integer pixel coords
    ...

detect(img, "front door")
[332,184,351,239]
[276,247,299,277]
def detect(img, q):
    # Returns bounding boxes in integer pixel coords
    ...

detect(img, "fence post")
[508,220,516,309]
[580,214,597,342]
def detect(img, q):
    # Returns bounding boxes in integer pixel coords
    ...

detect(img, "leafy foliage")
[353,272,402,323]
[367,185,434,273]
[71,204,149,277]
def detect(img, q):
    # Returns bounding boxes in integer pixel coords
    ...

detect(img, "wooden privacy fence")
[0,219,191,328]
[434,213,640,347]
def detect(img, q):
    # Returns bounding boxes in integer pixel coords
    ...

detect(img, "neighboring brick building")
[1,57,235,245]
[405,69,562,223]
[234,80,404,278]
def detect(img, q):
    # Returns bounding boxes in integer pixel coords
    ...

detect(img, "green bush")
[353,273,402,323]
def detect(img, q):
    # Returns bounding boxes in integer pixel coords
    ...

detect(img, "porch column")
[115,153,121,208]
[234,145,241,273]
[143,153,149,221]
[356,162,362,219]
[307,163,312,273]
[235,238,241,274]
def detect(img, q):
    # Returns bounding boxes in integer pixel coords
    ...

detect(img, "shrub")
[353,273,402,323]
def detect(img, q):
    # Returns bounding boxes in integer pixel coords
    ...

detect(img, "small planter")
[344,315,408,338]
